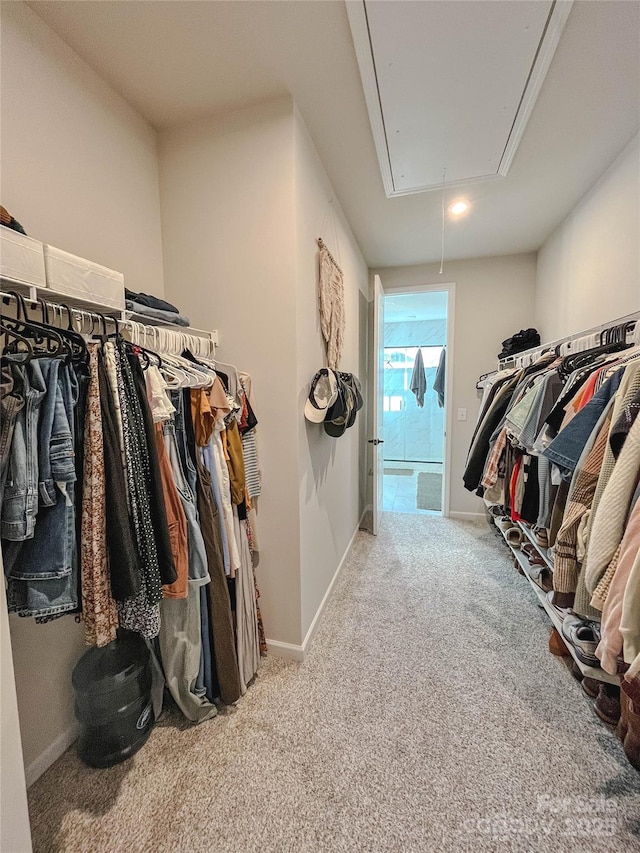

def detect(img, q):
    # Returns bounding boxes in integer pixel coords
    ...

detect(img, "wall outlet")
[457,408,467,422]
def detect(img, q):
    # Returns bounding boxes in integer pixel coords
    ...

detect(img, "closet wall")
[293,105,369,638]
[1,2,166,781]
[536,132,639,339]
[372,253,537,517]
[159,97,368,650]
[159,97,303,646]
[1,2,165,294]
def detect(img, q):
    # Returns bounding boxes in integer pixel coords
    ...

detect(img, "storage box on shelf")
[0,226,46,287]
[43,245,125,310]
[486,503,618,686]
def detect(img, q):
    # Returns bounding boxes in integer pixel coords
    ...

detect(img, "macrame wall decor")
[317,198,345,370]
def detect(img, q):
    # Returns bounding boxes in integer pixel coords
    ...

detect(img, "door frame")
[379,282,456,518]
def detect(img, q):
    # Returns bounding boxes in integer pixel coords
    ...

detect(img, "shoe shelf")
[515,521,554,570]
[490,517,619,686]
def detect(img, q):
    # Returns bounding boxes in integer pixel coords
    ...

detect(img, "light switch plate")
[457,408,467,422]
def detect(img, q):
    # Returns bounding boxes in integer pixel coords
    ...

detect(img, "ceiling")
[349,0,565,195]
[27,0,640,269]
[384,291,449,323]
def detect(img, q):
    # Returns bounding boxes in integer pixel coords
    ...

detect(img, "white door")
[370,274,385,535]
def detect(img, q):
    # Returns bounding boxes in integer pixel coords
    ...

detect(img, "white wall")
[293,107,369,638]
[536,133,640,339]
[1,566,32,853]
[1,1,165,787]
[1,2,164,294]
[373,254,537,517]
[159,98,303,646]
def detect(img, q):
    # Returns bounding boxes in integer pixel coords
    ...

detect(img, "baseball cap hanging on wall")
[304,368,364,438]
[304,369,339,423]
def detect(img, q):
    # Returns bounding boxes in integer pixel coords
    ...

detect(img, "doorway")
[381,290,450,515]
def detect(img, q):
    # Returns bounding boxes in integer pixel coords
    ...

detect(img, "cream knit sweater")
[584,411,640,594]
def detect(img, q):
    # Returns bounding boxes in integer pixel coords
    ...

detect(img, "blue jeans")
[1,358,46,544]
[6,359,79,618]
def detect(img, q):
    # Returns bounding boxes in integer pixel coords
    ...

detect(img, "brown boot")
[549,627,570,657]
[581,676,601,699]
[622,695,640,771]
[617,689,629,743]
[594,684,621,726]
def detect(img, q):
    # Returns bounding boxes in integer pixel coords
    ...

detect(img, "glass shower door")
[382,346,444,463]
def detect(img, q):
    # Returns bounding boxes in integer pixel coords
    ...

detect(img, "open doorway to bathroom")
[382,290,449,515]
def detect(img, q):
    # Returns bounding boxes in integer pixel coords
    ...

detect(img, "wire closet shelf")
[498,311,640,369]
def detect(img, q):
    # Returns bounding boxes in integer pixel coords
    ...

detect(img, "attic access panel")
[347,0,573,196]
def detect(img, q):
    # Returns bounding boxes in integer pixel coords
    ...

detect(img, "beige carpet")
[27,516,640,852]
[416,471,442,510]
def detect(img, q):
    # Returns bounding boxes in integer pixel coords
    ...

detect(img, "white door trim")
[378,282,456,518]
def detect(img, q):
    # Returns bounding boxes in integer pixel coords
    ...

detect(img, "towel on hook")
[433,347,446,408]
[410,348,427,407]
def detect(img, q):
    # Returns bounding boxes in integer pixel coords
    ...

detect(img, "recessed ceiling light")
[448,200,470,217]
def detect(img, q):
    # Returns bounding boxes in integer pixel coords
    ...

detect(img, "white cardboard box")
[43,245,125,310]
[0,226,46,288]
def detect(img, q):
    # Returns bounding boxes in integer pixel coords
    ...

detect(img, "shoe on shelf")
[549,627,570,657]
[594,683,621,726]
[528,563,553,593]
[581,676,600,699]
[496,516,514,533]
[546,590,572,620]
[561,616,601,667]
[532,525,549,548]
[571,660,583,682]
[486,504,505,519]
[618,692,640,771]
[521,542,545,563]
[505,527,524,546]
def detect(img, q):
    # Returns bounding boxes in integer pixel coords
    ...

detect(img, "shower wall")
[383,319,446,463]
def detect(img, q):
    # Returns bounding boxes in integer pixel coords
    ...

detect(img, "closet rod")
[498,310,640,367]
[0,289,218,357]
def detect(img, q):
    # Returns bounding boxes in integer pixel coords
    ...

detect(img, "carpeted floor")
[27,516,640,852]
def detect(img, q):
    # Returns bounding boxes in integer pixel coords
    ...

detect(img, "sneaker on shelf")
[495,516,514,533]
[532,525,549,548]
[561,616,601,667]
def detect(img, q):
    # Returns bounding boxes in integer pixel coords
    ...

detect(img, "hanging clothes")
[409,348,427,407]
[433,346,446,408]
[1,300,267,728]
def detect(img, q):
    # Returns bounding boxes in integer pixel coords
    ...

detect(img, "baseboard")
[449,511,485,520]
[26,722,79,787]
[267,522,361,663]
[265,639,305,662]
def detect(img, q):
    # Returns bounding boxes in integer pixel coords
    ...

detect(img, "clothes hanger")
[1,319,34,360]
[45,302,88,363]
[2,291,68,359]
